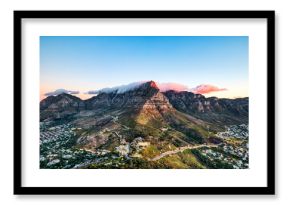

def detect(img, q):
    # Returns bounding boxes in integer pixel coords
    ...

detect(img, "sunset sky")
[40,36,248,100]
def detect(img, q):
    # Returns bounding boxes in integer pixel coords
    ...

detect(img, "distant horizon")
[40,36,249,100]
[40,80,249,101]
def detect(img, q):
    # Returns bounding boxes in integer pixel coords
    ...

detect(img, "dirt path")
[148,144,219,161]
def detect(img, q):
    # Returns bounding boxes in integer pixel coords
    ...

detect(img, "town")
[40,121,249,169]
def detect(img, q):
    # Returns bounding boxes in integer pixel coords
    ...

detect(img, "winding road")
[148,144,219,161]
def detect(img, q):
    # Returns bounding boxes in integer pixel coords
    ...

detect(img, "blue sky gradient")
[40,36,248,99]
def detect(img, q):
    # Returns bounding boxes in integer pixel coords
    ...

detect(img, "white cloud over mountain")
[87,81,226,95]
[87,81,147,94]
[45,89,79,96]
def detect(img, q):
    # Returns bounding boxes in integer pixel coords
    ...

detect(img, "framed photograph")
[14,10,275,195]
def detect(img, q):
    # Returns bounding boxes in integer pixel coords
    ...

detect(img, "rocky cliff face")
[142,91,173,111]
[163,90,248,124]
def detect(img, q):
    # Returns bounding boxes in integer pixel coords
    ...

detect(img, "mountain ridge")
[40,81,248,125]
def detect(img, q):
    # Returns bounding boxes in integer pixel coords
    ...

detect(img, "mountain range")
[40,81,249,169]
[41,80,248,123]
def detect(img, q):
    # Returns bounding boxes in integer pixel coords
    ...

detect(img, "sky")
[40,36,248,100]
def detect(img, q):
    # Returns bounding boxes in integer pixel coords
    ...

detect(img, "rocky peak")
[40,93,83,109]
[85,81,171,110]
[137,80,159,92]
[148,80,159,89]
[40,93,85,121]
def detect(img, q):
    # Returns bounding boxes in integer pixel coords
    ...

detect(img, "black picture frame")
[14,10,275,195]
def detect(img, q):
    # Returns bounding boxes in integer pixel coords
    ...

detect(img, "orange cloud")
[156,82,226,95]
[191,84,227,94]
[157,82,188,92]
